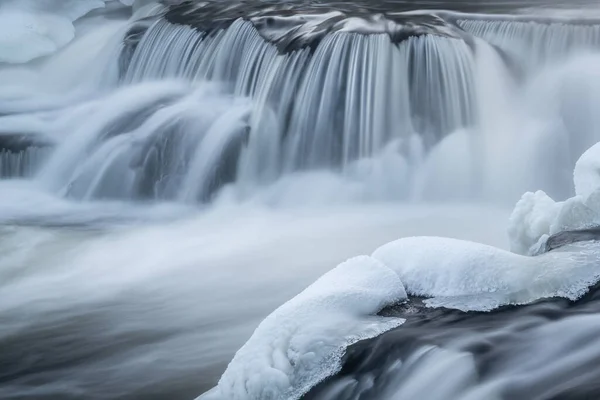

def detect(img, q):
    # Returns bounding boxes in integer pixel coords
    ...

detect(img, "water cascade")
[2,1,599,203]
[4,2,600,399]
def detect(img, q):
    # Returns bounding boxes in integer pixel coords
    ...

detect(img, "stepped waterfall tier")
[3,1,600,400]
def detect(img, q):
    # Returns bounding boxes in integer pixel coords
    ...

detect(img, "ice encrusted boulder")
[372,236,600,312]
[199,256,406,400]
[508,141,600,255]
[507,190,599,255]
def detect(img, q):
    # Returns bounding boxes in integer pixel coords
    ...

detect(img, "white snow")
[372,236,600,312]
[199,256,406,400]
[507,141,600,255]
[202,231,600,399]
[0,0,135,64]
[508,190,563,255]
[508,192,600,255]
[574,141,600,202]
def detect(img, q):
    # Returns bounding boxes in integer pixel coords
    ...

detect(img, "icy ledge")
[200,237,600,400]
[372,236,600,312]
[199,256,406,400]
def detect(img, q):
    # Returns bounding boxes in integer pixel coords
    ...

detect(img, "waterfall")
[458,18,600,69]
[0,148,49,178]
[3,3,600,204]
[34,82,252,201]
[122,18,478,189]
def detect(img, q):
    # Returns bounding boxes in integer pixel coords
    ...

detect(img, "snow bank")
[507,190,600,255]
[508,142,600,255]
[372,236,600,312]
[200,256,406,400]
[0,0,134,64]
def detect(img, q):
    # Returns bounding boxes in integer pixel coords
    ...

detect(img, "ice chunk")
[200,256,406,400]
[508,190,600,255]
[508,190,562,255]
[372,236,600,312]
[0,9,77,64]
[0,0,135,64]
[508,139,600,255]
[574,141,600,201]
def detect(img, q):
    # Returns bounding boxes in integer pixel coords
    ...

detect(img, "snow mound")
[199,256,406,400]
[0,0,133,64]
[574,141,600,202]
[507,190,600,255]
[508,190,562,255]
[508,141,600,255]
[372,236,600,312]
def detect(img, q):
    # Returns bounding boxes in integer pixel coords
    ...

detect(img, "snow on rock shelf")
[199,256,406,400]
[372,236,600,312]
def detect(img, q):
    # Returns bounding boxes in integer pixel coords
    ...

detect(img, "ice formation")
[0,0,134,64]
[508,141,600,255]
[574,140,600,202]
[372,236,600,312]
[199,256,406,400]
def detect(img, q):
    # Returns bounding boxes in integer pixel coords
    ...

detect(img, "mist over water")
[2,0,600,399]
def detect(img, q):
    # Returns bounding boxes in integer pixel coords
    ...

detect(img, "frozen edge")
[199,255,406,400]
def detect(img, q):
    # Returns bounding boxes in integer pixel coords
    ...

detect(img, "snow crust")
[0,0,134,64]
[508,142,600,255]
[199,256,406,400]
[372,236,600,312]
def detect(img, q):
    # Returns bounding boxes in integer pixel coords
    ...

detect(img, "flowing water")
[2,0,600,399]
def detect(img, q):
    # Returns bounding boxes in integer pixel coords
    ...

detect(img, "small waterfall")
[458,18,600,70]
[4,3,600,204]
[36,82,253,201]
[122,18,478,189]
[0,148,49,178]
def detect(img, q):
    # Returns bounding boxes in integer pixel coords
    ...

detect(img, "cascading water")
[35,82,252,201]
[121,17,477,192]
[4,1,600,400]
[457,18,600,69]
[6,1,598,203]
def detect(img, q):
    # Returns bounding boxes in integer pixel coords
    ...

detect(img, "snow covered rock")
[372,236,600,312]
[199,256,406,400]
[508,141,600,255]
[508,190,562,255]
